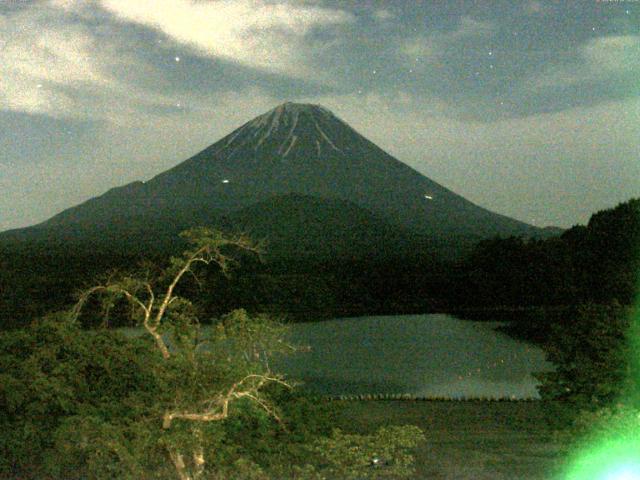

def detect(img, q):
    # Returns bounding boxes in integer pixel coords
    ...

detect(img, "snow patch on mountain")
[243,102,342,157]
[278,110,299,154]
[282,135,297,157]
[313,117,341,152]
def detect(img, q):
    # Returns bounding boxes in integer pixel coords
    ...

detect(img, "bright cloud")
[0,6,108,116]
[0,2,202,121]
[0,0,353,119]
[399,15,493,61]
[98,0,354,77]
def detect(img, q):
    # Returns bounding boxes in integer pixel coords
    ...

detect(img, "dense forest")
[1,198,638,330]
[458,197,640,308]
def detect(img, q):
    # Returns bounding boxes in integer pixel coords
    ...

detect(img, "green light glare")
[604,466,640,480]
[563,429,640,480]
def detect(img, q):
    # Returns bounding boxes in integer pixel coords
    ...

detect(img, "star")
[36,84,43,89]
[175,56,180,62]
[489,64,494,69]
[372,69,377,74]
[409,68,413,73]
[488,50,493,56]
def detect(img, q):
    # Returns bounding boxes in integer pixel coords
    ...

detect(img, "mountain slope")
[2,102,548,252]
[226,193,419,261]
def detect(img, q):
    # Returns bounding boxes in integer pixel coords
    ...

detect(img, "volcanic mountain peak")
[259,101,332,118]
[225,101,345,158]
[1,101,552,251]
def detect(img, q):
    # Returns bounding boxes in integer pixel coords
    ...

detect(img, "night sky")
[1,0,638,232]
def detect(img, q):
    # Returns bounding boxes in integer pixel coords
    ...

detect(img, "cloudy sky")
[1,0,638,231]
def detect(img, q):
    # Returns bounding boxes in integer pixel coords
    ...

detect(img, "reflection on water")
[274,314,553,399]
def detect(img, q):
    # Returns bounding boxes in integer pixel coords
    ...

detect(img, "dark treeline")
[157,197,638,323]
[455,197,640,310]
[1,198,638,331]
[0,242,449,329]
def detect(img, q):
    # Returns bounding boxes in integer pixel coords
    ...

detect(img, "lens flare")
[604,467,640,480]
[563,434,640,479]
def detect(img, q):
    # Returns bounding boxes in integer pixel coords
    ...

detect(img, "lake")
[274,314,553,399]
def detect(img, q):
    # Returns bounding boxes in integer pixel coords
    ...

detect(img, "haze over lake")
[276,315,552,399]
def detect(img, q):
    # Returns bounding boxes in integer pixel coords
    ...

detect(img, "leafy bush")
[534,304,635,425]
[303,425,425,479]
[0,313,160,477]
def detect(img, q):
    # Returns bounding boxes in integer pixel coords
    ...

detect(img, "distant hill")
[1,102,554,258]
[226,193,420,262]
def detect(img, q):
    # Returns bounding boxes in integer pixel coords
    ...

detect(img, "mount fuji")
[2,102,549,258]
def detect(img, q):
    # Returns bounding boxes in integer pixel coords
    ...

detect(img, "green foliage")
[0,315,424,479]
[534,304,633,424]
[461,198,640,310]
[212,309,292,367]
[301,425,425,479]
[0,313,160,477]
[0,228,425,479]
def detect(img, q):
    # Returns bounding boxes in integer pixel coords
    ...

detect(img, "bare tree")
[73,228,292,480]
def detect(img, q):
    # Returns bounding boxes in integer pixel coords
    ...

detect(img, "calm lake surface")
[274,314,553,399]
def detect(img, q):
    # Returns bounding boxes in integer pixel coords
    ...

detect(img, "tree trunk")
[169,450,191,480]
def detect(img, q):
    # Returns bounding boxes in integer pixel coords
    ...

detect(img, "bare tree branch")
[69,229,280,480]
[169,450,190,480]
[71,285,107,321]
[162,374,291,429]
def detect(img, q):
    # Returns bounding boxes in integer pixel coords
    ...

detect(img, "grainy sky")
[1,0,638,231]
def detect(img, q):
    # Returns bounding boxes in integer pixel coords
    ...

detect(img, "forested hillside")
[456,198,640,310]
